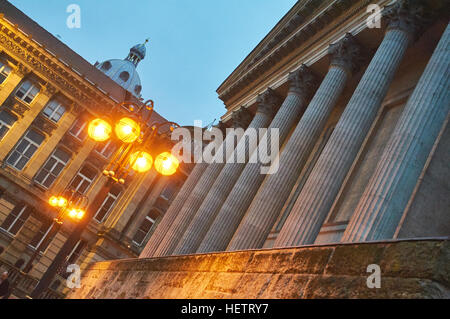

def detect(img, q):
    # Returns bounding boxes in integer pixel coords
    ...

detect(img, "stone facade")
[68,239,449,299]
[0,2,189,298]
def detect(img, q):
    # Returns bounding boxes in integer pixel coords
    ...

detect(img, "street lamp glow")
[130,151,153,173]
[49,196,59,207]
[88,119,112,142]
[154,152,179,176]
[57,196,68,207]
[115,117,140,143]
[68,208,85,220]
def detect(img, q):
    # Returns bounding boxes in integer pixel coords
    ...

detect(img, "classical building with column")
[70,0,449,299]
[0,1,192,298]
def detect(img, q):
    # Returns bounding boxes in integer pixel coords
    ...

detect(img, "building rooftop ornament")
[95,39,149,98]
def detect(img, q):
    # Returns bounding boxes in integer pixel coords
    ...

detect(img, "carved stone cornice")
[15,62,31,77]
[256,88,281,118]
[218,0,363,103]
[0,20,116,115]
[231,107,252,129]
[40,82,58,97]
[329,33,367,75]
[287,64,319,102]
[384,0,433,42]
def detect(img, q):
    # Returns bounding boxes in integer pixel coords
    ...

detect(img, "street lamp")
[30,98,181,298]
[87,99,180,184]
[23,190,88,274]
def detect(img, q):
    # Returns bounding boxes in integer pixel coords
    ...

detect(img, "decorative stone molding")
[231,107,252,129]
[256,88,281,117]
[287,64,319,102]
[7,97,29,118]
[218,0,365,103]
[39,82,58,97]
[0,22,116,115]
[31,115,57,135]
[14,62,30,77]
[384,0,432,42]
[329,33,367,75]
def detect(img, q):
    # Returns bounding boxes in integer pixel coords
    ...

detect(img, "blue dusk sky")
[9,0,297,126]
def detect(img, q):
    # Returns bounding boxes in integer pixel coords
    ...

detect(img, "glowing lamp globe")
[49,196,59,207]
[115,117,140,143]
[57,196,68,207]
[88,119,112,142]
[130,151,153,173]
[154,152,179,176]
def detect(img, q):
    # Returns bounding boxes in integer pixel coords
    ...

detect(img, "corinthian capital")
[329,33,366,75]
[231,107,252,129]
[384,0,432,42]
[256,88,281,118]
[287,64,319,101]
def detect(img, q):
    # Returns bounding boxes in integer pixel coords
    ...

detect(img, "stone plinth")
[67,239,449,299]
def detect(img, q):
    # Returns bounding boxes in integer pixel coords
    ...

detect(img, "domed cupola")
[95,39,149,98]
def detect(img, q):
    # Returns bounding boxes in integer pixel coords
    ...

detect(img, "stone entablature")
[68,239,449,299]
[217,0,446,123]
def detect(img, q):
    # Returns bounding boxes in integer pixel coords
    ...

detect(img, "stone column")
[343,23,450,242]
[151,108,252,257]
[139,162,208,258]
[197,65,319,253]
[173,89,280,255]
[274,0,429,248]
[228,34,365,251]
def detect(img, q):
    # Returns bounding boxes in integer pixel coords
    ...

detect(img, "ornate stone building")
[73,0,449,299]
[0,1,191,298]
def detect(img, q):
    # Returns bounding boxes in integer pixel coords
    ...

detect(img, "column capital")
[231,107,252,129]
[287,64,319,101]
[329,33,367,75]
[384,0,432,42]
[256,88,281,118]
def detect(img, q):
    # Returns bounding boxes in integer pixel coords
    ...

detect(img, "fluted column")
[151,108,252,257]
[173,89,280,254]
[343,23,450,242]
[228,34,365,251]
[197,65,319,253]
[274,0,429,248]
[139,162,209,257]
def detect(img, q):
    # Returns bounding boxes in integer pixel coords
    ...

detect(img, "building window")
[0,204,30,236]
[0,61,12,84]
[42,100,66,123]
[15,80,40,104]
[34,147,71,189]
[67,240,86,265]
[6,130,45,171]
[94,185,122,223]
[68,117,87,141]
[132,209,159,246]
[68,165,97,195]
[95,140,116,159]
[29,220,52,252]
[0,110,17,141]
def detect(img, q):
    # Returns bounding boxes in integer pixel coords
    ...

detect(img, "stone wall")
[67,239,449,299]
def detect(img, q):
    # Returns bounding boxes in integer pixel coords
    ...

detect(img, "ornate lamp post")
[22,191,88,274]
[86,99,181,183]
[30,99,180,298]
